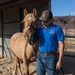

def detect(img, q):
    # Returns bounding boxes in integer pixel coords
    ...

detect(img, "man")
[34,10,64,75]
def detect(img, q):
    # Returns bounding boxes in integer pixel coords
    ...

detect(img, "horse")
[10,8,39,75]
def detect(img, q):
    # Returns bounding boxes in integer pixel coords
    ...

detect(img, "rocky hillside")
[53,16,75,29]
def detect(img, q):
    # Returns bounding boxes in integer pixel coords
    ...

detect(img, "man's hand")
[23,26,30,35]
[56,60,62,70]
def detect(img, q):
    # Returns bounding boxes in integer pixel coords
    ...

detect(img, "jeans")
[36,52,58,75]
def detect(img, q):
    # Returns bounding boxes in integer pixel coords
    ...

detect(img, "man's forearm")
[58,41,64,62]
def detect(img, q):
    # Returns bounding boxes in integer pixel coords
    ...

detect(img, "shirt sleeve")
[56,26,64,41]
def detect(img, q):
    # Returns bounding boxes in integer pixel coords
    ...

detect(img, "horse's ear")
[33,8,37,16]
[24,9,28,16]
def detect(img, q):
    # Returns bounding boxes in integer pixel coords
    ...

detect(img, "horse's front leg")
[17,59,22,75]
[12,56,17,75]
[12,53,22,75]
[23,58,29,75]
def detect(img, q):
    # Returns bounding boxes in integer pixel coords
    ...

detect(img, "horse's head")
[23,8,38,45]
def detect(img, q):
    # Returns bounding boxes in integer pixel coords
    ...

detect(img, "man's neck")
[43,22,53,28]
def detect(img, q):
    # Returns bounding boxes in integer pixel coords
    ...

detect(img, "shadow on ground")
[62,56,75,75]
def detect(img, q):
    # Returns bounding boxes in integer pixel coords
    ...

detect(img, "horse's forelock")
[26,14,36,21]
[23,14,36,26]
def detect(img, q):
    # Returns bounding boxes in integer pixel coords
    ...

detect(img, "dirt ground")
[0,56,36,75]
[0,56,75,75]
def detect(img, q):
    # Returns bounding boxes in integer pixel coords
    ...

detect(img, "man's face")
[42,19,53,27]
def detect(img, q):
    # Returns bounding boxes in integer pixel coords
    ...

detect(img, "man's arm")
[56,40,64,70]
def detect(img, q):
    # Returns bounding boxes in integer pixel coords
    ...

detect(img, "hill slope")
[53,16,75,29]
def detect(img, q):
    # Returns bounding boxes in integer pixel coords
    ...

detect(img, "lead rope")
[32,45,64,75]
[56,67,64,75]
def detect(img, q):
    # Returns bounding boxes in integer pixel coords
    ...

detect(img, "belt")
[39,50,57,56]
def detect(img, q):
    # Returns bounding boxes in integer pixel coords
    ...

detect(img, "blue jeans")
[36,52,58,75]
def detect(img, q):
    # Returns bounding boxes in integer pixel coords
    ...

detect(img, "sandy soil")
[0,56,75,75]
[0,57,36,75]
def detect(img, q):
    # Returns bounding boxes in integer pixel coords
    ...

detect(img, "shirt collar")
[42,22,54,29]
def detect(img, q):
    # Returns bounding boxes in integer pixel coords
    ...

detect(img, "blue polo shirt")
[35,23,64,52]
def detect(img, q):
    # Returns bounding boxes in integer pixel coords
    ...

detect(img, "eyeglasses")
[43,20,49,24]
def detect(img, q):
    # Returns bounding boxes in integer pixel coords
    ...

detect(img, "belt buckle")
[44,53,48,56]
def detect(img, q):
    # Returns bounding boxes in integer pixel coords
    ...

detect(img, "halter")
[24,23,37,45]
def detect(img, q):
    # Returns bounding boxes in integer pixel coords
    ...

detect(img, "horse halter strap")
[30,25,36,30]
[29,20,37,30]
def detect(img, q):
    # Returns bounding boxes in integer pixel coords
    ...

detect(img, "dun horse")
[10,9,39,75]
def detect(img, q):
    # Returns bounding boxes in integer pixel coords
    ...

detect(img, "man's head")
[39,10,53,22]
[39,10,53,28]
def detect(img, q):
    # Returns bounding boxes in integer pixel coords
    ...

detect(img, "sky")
[51,0,75,16]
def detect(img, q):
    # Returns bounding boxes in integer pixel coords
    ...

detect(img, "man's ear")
[24,9,28,16]
[32,8,37,16]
